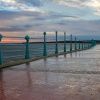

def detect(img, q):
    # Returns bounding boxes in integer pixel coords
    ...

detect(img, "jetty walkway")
[0,45,100,100]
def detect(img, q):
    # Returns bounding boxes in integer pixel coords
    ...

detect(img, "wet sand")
[0,45,100,100]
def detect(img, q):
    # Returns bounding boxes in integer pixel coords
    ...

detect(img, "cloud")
[0,0,43,12]
[53,0,100,16]
[0,8,100,37]
[52,0,84,8]
[0,24,43,32]
[82,0,100,16]
[15,0,44,6]
[0,0,100,38]
[0,10,44,19]
[0,9,46,34]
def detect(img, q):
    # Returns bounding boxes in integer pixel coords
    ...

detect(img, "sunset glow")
[0,0,100,40]
[2,38,25,43]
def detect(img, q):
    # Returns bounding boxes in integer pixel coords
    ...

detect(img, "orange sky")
[1,38,44,43]
[2,38,25,43]
[0,0,100,41]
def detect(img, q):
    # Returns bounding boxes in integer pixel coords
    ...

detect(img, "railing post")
[91,39,93,47]
[83,41,85,49]
[88,42,90,48]
[70,34,72,51]
[89,41,92,48]
[83,41,86,49]
[84,41,86,49]
[64,32,66,52]
[86,42,88,48]
[75,37,77,50]
[86,42,87,49]
[43,32,47,56]
[55,31,58,54]
[0,34,3,64]
[82,41,83,49]
[86,42,87,48]
[79,40,80,50]
[91,39,96,47]
[94,41,96,46]
[91,39,94,47]
[25,35,30,59]
[86,41,87,49]
[85,42,86,49]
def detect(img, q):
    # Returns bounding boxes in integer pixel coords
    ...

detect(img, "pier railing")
[0,32,96,65]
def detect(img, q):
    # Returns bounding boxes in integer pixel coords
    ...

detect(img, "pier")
[0,44,100,100]
[0,32,99,100]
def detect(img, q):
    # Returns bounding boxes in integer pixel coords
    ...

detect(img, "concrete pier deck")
[0,45,100,100]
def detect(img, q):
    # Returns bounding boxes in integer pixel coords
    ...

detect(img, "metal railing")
[0,32,96,64]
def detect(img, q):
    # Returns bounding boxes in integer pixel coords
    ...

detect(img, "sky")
[0,0,100,42]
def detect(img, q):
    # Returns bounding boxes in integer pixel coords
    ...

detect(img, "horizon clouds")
[0,0,100,40]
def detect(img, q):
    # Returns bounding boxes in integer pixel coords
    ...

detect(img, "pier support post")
[64,32,66,52]
[75,37,77,50]
[86,42,87,48]
[43,32,47,56]
[83,41,85,49]
[91,39,96,47]
[25,35,30,59]
[84,41,86,49]
[70,34,72,51]
[55,31,58,54]
[82,41,83,49]
[79,40,80,50]
[0,34,3,64]
[88,42,90,48]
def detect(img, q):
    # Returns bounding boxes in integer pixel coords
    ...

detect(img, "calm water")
[1,43,82,63]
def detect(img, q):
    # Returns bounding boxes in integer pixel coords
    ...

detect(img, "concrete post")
[82,41,83,49]
[64,32,66,52]
[55,31,58,54]
[75,37,77,50]
[0,34,3,64]
[79,40,80,50]
[25,35,30,59]
[70,34,72,51]
[43,32,47,56]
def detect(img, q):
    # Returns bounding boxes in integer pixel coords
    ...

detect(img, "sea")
[1,43,81,63]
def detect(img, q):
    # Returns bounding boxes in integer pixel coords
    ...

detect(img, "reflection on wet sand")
[0,45,100,100]
[0,70,5,100]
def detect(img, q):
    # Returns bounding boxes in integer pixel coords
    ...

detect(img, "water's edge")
[0,48,91,69]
